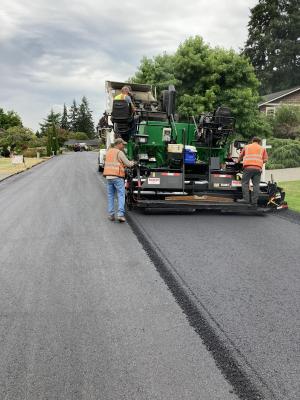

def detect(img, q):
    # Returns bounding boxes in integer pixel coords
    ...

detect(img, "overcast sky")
[0,0,257,131]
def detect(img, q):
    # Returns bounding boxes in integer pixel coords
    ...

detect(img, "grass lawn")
[279,181,300,212]
[0,157,48,176]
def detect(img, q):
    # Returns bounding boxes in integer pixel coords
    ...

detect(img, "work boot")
[236,199,249,204]
[118,216,126,223]
[108,215,115,221]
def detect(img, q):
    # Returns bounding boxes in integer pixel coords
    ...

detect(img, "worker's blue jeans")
[107,178,125,217]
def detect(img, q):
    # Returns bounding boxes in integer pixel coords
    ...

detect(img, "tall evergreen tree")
[39,110,61,136]
[243,0,300,94]
[61,103,69,130]
[68,100,78,132]
[76,96,95,138]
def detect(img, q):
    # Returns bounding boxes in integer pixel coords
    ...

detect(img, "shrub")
[266,139,300,169]
[22,147,47,157]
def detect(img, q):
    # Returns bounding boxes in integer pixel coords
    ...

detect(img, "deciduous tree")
[131,36,271,138]
[0,108,22,130]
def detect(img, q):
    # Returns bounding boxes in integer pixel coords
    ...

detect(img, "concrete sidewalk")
[265,167,300,182]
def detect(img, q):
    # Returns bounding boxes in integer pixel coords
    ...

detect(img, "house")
[258,86,300,116]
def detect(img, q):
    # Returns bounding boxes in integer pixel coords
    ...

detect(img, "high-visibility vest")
[114,93,127,100]
[243,143,264,169]
[103,148,125,178]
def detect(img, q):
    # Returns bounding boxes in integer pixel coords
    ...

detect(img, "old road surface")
[0,152,299,400]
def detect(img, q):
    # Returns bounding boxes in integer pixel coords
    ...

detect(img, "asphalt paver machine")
[104,81,287,213]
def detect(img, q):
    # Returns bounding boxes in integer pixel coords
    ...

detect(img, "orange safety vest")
[243,143,264,169]
[103,148,125,178]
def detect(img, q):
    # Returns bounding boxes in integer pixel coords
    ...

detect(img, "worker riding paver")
[237,137,268,206]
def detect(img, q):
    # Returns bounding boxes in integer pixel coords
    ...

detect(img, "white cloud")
[0,0,257,130]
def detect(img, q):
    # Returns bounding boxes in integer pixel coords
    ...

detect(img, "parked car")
[74,142,88,152]
[73,143,81,152]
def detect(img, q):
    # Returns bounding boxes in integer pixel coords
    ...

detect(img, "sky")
[0,0,257,131]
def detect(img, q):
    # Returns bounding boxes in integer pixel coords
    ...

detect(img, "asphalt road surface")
[128,186,300,399]
[1,152,299,400]
[0,153,238,400]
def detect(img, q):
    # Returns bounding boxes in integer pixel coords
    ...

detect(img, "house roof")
[259,86,300,106]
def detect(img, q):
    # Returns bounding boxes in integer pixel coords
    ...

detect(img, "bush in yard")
[266,138,300,169]
[22,147,47,157]
[271,105,300,139]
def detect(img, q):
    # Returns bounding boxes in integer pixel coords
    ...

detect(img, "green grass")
[279,181,300,212]
[0,157,47,175]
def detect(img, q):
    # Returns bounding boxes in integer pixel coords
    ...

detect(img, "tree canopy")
[0,126,35,151]
[270,104,300,138]
[243,0,300,94]
[0,108,22,130]
[131,36,270,138]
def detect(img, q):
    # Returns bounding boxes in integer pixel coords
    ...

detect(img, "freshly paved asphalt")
[0,152,239,400]
[129,190,300,399]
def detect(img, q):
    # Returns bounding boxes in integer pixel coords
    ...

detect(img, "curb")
[0,156,54,183]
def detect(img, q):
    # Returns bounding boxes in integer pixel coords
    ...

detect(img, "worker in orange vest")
[103,138,135,222]
[236,137,268,206]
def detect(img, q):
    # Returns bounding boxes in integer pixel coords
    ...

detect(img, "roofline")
[259,87,300,106]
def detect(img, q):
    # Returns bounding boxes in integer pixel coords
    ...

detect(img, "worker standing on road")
[103,138,135,223]
[237,137,268,206]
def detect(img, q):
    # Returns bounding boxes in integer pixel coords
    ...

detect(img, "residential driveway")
[265,167,300,182]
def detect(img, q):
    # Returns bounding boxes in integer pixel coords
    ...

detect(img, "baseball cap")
[114,138,127,145]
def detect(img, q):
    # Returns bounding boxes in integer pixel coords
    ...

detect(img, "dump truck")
[100,81,287,213]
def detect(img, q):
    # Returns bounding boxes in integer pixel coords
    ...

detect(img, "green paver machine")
[105,81,287,213]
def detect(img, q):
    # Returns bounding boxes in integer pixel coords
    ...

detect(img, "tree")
[0,108,22,130]
[271,104,300,138]
[68,132,89,140]
[46,123,59,156]
[243,0,300,94]
[130,53,179,93]
[0,126,35,152]
[61,103,69,130]
[39,110,61,136]
[68,100,79,132]
[76,96,95,137]
[131,36,271,138]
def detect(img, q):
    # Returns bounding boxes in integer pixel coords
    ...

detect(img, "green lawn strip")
[0,157,46,175]
[279,181,300,212]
